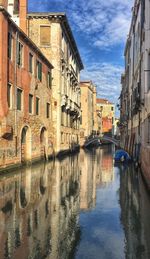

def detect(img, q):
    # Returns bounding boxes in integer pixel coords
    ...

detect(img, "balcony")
[70,101,75,112]
[61,95,67,106]
[66,99,71,110]
[1,124,13,139]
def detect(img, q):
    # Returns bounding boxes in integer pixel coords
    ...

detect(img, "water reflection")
[0,156,80,259]
[0,147,150,259]
[97,147,114,186]
[120,165,150,259]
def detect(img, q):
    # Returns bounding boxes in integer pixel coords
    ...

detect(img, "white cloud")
[29,0,133,110]
[81,62,123,105]
[69,0,133,49]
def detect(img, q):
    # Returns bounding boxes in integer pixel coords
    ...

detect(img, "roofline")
[0,8,53,69]
[96,98,114,105]
[80,80,92,84]
[124,0,139,56]
[80,81,96,92]
[27,12,84,70]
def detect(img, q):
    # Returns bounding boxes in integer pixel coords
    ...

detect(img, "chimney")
[19,0,27,34]
[0,0,8,9]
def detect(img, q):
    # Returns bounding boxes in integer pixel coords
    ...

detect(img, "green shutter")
[7,84,11,107]
[8,33,12,59]
[17,88,22,110]
[29,54,33,73]
[29,94,33,113]
[36,97,39,115]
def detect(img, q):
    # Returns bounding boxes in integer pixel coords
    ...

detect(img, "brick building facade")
[0,5,54,168]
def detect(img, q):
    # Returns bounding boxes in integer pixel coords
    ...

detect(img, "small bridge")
[101,136,120,146]
[83,136,120,148]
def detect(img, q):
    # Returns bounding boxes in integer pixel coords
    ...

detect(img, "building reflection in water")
[97,146,114,186]
[119,165,150,259]
[0,155,81,259]
[0,148,150,259]
[79,146,114,211]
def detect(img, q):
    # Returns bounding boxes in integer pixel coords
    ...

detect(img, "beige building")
[120,0,150,188]
[97,98,115,135]
[27,12,83,155]
[80,81,98,144]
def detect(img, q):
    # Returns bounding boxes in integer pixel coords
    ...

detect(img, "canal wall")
[140,145,150,190]
[120,134,150,191]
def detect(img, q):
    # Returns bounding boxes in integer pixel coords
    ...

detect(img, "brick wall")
[0,11,54,169]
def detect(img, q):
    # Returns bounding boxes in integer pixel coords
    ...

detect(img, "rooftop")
[96,98,113,105]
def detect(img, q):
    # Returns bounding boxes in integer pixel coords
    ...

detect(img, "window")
[8,33,13,59]
[17,88,22,110]
[111,106,114,111]
[17,42,23,67]
[40,26,50,46]
[46,103,50,118]
[36,60,42,81]
[7,83,12,108]
[61,106,65,126]
[61,132,64,144]
[29,53,33,73]
[14,0,19,14]
[47,71,52,88]
[36,97,40,115]
[29,94,33,114]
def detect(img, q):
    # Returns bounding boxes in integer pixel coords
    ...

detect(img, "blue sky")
[28,0,133,113]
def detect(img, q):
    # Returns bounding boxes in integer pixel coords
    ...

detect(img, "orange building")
[0,4,54,168]
[97,98,115,135]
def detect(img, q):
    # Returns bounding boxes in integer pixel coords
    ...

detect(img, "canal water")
[0,146,150,259]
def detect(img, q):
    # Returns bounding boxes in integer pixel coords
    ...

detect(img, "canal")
[0,146,150,259]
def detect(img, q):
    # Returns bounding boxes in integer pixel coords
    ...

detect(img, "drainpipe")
[14,31,18,156]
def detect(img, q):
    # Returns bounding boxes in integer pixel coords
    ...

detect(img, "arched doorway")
[21,126,31,163]
[40,127,48,160]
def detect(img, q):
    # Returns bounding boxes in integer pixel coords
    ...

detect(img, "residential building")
[80,81,98,145]
[120,0,150,187]
[0,3,54,168]
[27,12,83,154]
[7,0,28,33]
[96,98,115,136]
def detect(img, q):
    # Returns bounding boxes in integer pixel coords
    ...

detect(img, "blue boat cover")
[114,149,131,162]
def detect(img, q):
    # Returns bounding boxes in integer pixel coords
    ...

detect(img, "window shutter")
[40,26,51,46]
